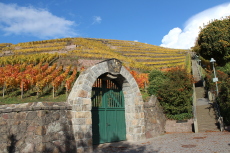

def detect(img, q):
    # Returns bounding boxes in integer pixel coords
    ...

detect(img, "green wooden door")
[91,78,126,144]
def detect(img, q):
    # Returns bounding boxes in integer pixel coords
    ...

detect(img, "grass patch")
[141,90,150,102]
[0,94,67,105]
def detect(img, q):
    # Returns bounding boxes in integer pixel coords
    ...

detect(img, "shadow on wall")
[42,117,76,152]
[7,134,17,153]
[93,133,160,153]
[46,124,76,153]
[6,124,76,153]
[5,110,76,153]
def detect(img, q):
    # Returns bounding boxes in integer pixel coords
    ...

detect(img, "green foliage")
[148,77,168,96]
[217,63,230,75]
[194,16,230,66]
[166,113,193,120]
[148,69,165,82]
[217,79,230,125]
[205,69,230,125]
[147,68,193,120]
[147,70,167,96]
[204,69,228,93]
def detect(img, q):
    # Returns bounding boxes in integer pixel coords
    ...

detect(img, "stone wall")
[0,102,75,153]
[165,119,193,133]
[144,95,166,139]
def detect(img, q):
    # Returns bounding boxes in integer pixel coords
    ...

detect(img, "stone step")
[196,104,219,132]
[195,87,205,99]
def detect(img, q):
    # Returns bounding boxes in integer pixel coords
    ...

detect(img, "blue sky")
[0,0,230,49]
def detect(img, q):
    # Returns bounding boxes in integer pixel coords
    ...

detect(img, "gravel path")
[93,132,230,153]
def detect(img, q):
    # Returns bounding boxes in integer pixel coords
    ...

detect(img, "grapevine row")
[0,63,78,98]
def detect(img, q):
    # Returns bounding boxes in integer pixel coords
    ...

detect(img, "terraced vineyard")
[0,37,189,71]
[0,37,190,103]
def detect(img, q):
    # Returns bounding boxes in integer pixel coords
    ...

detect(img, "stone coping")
[0,101,71,113]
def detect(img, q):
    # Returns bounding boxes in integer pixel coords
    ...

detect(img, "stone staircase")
[196,105,219,132]
[192,60,219,132]
[195,87,219,132]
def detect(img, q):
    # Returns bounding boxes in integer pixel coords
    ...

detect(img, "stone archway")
[67,58,146,152]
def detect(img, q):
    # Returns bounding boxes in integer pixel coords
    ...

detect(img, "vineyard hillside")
[0,38,189,71]
[0,37,190,104]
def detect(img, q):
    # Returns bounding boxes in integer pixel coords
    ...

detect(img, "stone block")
[83,130,91,139]
[21,143,34,153]
[0,125,7,133]
[92,67,100,77]
[141,126,145,133]
[73,104,82,111]
[77,90,88,98]
[66,111,72,119]
[82,104,91,111]
[52,112,60,120]
[35,126,46,135]
[2,114,9,119]
[0,120,7,126]
[140,133,146,140]
[15,112,27,120]
[42,135,51,143]
[132,119,138,126]
[10,125,19,134]
[87,92,91,98]
[86,74,94,84]
[135,126,142,133]
[35,143,44,152]
[129,127,134,133]
[44,142,55,152]
[15,139,24,148]
[85,118,92,125]
[85,146,93,153]
[83,98,91,105]
[0,134,8,143]
[37,111,46,118]
[77,147,84,153]
[76,132,84,139]
[82,84,91,93]
[13,120,20,125]
[126,134,133,141]
[72,118,85,125]
[27,126,36,132]
[26,111,37,120]
[52,147,60,153]
[75,112,90,118]
[77,139,88,148]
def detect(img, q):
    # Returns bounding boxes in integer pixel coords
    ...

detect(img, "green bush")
[148,69,165,82]
[217,79,230,125]
[147,69,168,96]
[147,68,193,120]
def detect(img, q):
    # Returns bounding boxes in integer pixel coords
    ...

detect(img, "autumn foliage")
[129,70,149,89]
[0,63,78,98]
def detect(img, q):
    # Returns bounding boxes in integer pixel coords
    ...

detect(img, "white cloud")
[160,3,230,49]
[0,3,77,39]
[93,16,102,24]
